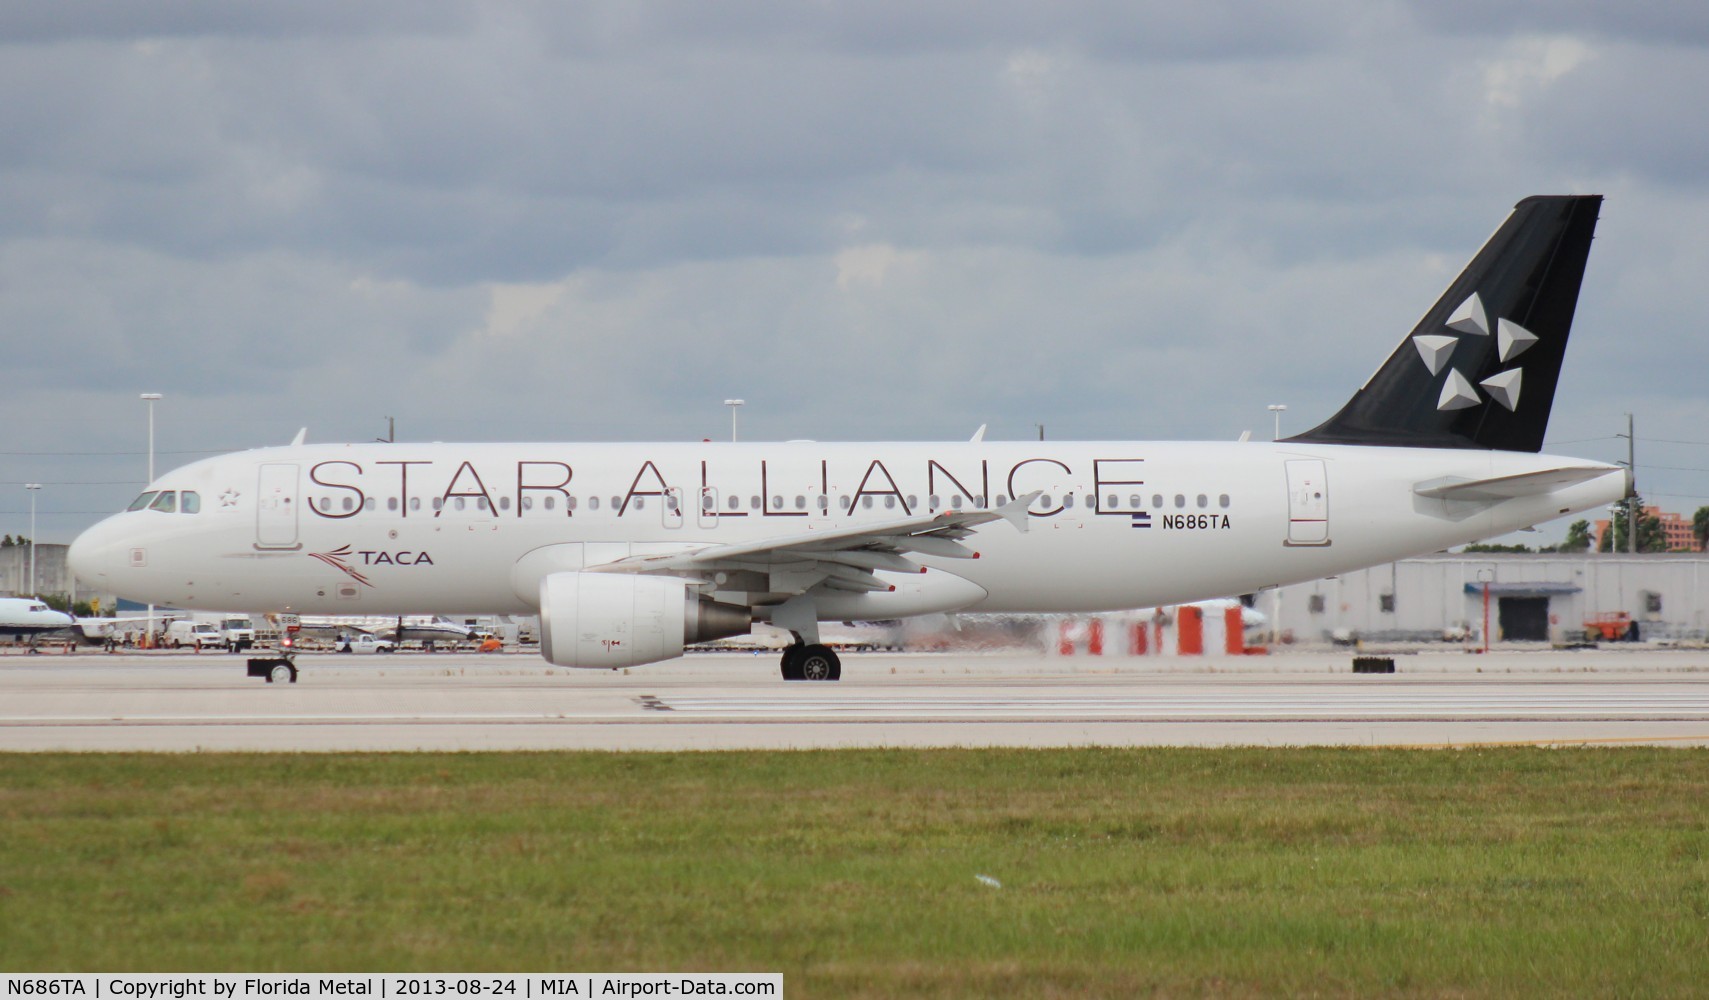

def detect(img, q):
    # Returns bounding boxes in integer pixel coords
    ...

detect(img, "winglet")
[290,428,307,447]
[996,491,1040,533]
[970,423,987,443]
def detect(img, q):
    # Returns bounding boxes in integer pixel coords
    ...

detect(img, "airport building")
[0,543,94,605]
[1267,552,1709,645]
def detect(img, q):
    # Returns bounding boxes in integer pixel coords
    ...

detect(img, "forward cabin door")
[1284,459,1330,546]
[256,463,301,549]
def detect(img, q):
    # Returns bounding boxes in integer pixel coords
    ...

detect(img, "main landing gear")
[780,643,841,682]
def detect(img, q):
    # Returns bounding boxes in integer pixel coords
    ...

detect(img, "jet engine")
[539,572,751,668]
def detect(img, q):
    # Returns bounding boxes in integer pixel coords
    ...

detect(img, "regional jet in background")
[275,614,477,644]
[70,196,1628,681]
[0,597,75,641]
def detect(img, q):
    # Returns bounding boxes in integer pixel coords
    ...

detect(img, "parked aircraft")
[69,196,1627,680]
[0,597,75,641]
[272,614,476,644]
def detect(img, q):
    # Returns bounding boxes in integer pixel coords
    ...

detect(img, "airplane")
[68,195,1628,681]
[0,596,76,641]
[270,614,477,644]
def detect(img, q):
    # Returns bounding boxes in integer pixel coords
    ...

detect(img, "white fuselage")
[0,597,76,637]
[68,439,1627,621]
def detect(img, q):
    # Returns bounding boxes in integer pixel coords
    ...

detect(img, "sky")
[4,0,1709,546]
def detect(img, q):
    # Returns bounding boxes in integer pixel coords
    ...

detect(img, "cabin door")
[256,463,301,549]
[1284,459,1330,546]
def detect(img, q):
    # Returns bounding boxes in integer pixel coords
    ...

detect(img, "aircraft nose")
[68,517,126,585]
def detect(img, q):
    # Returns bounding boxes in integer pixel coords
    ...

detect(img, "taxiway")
[2,647,1707,751]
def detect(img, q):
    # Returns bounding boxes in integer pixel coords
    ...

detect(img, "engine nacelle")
[539,572,751,669]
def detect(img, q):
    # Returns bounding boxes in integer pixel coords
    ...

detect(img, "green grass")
[2,749,1707,997]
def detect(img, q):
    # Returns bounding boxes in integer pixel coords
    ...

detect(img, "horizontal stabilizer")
[1413,466,1617,502]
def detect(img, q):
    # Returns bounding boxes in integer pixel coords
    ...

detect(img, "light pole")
[140,393,162,482]
[1267,404,1287,442]
[140,393,161,647]
[25,484,41,597]
[724,399,744,442]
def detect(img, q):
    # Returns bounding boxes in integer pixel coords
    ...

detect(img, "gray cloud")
[2,1,1707,543]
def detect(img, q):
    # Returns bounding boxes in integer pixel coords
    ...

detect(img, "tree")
[1599,496,1668,553]
[1463,542,1534,553]
[0,535,11,547]
[1558,520,1594,553]
[1694,506,1709,551]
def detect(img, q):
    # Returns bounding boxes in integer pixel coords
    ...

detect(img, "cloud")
[4,1,1709,541]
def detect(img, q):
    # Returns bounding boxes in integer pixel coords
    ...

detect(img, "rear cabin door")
[1284,459,1330,546]
[256,463,301,549]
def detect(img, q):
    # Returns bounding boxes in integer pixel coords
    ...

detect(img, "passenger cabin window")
[181,491,201,514]
[128,492,158,512]
[149,491,178,513]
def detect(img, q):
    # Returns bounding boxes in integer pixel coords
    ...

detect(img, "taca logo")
[308,545,437,587]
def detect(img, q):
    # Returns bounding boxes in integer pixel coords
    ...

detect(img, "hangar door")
[1498,597,1550,642]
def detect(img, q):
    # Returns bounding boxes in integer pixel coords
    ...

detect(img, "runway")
[3,648,1709,750]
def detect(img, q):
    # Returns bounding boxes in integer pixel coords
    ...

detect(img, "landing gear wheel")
[267,663,296,684]
[797,644,841,682]
[780,645,804,681]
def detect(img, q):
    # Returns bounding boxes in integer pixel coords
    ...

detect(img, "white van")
[166,620,223,649]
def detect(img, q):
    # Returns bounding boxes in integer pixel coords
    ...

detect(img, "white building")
[1268,553,1709,645]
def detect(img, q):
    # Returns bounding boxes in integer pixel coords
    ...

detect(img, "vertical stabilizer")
[1288,195,1601,452]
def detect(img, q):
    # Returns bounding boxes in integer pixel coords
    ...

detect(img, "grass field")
[2,748,1706,996]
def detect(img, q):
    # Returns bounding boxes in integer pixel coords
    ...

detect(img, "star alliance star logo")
[219,489,241,507]
[1413,291,1536,412]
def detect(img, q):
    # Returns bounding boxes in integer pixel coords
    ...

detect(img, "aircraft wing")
[588,493,1038,595]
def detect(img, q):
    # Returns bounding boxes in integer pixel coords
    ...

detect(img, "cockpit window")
[149,491,178,513]
[181,491,201,514]
[127,492,159,512]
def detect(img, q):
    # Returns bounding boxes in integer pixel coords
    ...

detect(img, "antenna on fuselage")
[290,428,307,447]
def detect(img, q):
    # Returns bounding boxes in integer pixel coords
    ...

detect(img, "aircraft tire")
[779,645,804,681]
[797,644,841,682]
[267,663,296,684]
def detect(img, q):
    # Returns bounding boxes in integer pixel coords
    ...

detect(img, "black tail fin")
[1288,195,1602,452]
